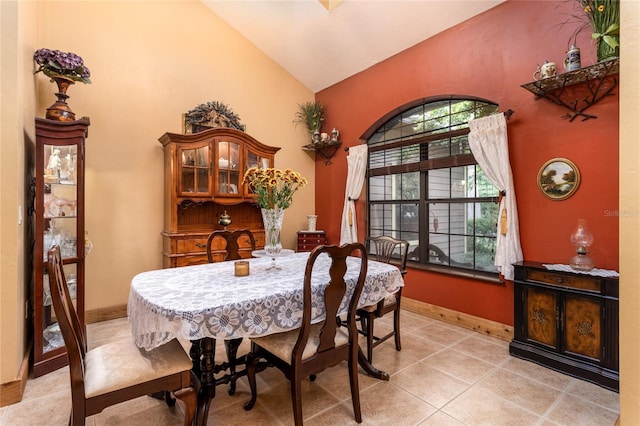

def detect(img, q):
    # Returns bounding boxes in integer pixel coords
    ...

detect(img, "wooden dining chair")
[47,246,197,426]
[243,243,368,425]
[206,228,256,395]
[206,228,256,263]
[358,235,409,363]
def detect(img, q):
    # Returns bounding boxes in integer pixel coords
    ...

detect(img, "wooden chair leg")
[348,350,362,423]
[366,313,375,363]
[164,390,176,407]
[394,307,401,351]
[243,351,258,411]
[174,386,197,426]
[71,397,85,426]
[291,376,303,426]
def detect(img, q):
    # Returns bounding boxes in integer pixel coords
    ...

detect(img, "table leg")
[338,316,390,381]
[357,344,390,381]
[192,338,216,426]
[189,340,202,378]
[224,338,243,395]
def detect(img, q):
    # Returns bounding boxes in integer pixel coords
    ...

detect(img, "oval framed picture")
[537,158,581,200]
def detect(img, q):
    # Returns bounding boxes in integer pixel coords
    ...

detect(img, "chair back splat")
[244,243,368,425]
[367,235,409,276]
[206,228,256,263]
[47,246,196,426]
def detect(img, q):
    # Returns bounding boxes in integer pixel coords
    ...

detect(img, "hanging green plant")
[294,101,325,134]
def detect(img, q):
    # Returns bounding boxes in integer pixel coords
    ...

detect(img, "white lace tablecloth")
[128,252,404,350]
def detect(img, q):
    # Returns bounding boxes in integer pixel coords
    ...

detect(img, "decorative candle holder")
[234,260,249,276]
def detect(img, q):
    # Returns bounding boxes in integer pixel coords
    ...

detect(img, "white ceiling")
[202,0,505,92]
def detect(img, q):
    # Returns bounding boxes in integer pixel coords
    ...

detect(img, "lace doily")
[542,264,619,278]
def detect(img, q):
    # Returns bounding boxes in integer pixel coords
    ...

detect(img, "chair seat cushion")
[359,294,397,312]
[84,338,192,398]
[250,323,349,364]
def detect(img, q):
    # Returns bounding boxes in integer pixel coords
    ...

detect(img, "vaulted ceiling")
[202,0,505,93]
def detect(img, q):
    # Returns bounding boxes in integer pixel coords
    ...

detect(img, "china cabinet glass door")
[216,140,241,195]
[179,144,211,195]
[42,144,80,353]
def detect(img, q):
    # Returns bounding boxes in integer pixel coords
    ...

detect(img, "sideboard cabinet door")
[525,287,558,350]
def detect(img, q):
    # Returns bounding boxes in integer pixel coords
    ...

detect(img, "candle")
[234,260,249,276]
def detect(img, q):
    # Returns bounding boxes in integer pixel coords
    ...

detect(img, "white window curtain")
[340,144,368,245]
[468,113,523,281]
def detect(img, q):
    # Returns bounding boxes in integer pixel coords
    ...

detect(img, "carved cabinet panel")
[526,288,557,349]
[510,261,618,392]
[564,295,601,360]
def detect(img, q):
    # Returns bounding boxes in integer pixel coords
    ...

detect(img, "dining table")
[128,251,404,426]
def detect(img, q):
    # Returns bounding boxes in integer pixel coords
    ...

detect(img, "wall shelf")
[521,58,619,121]
[302,139,342,164]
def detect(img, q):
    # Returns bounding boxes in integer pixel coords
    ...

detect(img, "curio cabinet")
[31,117,89,377]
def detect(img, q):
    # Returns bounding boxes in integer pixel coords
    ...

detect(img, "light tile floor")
[0,310,619,425]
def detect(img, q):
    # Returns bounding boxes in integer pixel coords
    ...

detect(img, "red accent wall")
[314,0,619,326]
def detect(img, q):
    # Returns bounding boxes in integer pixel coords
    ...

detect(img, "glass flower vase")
[261,207,285,258]
[597,37,619,63]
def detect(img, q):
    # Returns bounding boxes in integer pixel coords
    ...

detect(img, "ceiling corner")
[318,0,343,12]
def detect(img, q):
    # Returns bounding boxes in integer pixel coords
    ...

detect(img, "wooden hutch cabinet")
[159,128,280,267]
[32,117,90,377]
[509,261,619,391]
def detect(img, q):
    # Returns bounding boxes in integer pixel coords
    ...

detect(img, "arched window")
[367,97,500,276]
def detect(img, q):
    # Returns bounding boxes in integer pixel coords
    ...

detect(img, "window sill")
[407,261,504,284]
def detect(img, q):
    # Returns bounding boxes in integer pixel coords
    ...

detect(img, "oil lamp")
[569,219,594,271]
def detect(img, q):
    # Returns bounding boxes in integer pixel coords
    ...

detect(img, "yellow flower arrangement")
[242,167,307,209]
[568,0,619,61]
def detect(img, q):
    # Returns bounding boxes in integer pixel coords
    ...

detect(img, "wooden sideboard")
[159,128,280,268]
[509,261,619,391]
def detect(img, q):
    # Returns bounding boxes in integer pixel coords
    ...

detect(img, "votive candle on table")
[234,260,249,276]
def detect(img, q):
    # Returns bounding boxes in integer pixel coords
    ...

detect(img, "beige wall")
[619,1,639,422]
[0,0,37,384]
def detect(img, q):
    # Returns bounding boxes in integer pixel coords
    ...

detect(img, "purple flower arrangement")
[33,48,91,84]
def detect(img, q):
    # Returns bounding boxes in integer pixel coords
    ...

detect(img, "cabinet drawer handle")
[195,242,206,248]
